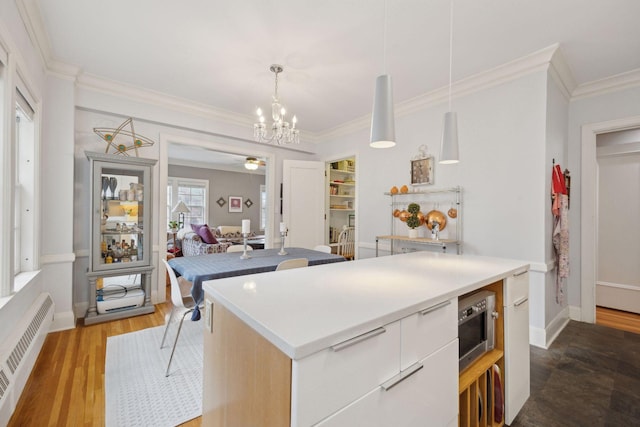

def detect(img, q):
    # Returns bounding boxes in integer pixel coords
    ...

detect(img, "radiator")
[0,293,54,426]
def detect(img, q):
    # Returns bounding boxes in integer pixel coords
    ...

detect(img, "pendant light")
[370,0,396,148]
[439,0,459,164]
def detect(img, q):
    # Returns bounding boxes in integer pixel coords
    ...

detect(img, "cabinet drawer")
[505,270,529,305]
[292,321,401,427]
[400,297,457,370]
[315,339,458,427]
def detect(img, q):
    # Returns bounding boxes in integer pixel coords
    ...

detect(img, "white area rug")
[105,318,203,427]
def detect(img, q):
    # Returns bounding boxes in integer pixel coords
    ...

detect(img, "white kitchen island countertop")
[203,251,529,360]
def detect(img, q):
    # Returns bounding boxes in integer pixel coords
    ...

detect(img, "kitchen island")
[202,251,530,427]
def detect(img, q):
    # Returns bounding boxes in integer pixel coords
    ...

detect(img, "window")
[167,177,208,229]
[14,90,35,276]
[0,53,39,297]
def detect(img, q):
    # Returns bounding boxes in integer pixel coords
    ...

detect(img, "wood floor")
[7,301,638,426]
[596,305,640,334]
[8,290,202,427]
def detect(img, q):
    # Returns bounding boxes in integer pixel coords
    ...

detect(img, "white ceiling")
[167,145,266,174]
[35,0,640,136]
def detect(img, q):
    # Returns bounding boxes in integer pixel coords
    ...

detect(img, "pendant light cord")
[383,0,388,74]
[448,0,454,112]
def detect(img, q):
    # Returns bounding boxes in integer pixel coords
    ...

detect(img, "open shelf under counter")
[375,235,460,255]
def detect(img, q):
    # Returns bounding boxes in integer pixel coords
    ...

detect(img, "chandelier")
[253,64,300,145]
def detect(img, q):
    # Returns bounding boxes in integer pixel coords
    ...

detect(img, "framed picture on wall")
[410,156,434,185]
[229,196,243,213]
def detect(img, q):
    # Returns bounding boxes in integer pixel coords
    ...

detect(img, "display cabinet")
[326,158,356,244]
[376,186,462,255]
[84,151,157,325]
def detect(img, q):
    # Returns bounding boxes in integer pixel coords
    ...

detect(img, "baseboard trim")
[74,302,89,320]
[50,310,75,332]
[529,306,570,349]
[569,305,582,322]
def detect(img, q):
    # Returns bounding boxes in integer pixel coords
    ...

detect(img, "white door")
[283,160,325,249]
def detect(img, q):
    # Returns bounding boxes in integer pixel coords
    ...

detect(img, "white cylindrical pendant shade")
[370,74,396,148]
[439,111,459,164]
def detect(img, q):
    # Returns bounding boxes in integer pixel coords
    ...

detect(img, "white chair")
[161,258,199,377]
[336,226,355,260]
[313,244,332,254]
[227,244,253,253]
[275,258,309,271]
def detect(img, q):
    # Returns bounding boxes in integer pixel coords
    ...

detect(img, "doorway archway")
[581,115,640,323]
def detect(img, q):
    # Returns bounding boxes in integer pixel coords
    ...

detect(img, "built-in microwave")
[458,290,496,371]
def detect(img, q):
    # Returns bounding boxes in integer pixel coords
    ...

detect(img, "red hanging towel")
[552,164,567,195]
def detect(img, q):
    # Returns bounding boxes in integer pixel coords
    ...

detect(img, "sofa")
[181,232,233,256]
[177,225,263,256]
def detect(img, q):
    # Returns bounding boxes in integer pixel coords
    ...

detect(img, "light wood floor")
[8,289,202,427]
[596,305,640,334]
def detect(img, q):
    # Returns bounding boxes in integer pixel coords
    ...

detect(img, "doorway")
[595,129,640,317]
[157,134,276,301]
[581,117,640,323]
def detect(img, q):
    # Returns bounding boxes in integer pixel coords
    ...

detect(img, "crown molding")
[548,45,576,101]
[15,0,52,69]
[76,72,256,127]
[317,44,560,142]
[571,68,640,101]
[46,59,80,81]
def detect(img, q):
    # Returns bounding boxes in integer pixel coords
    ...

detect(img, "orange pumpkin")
[390,186,399,195]
[400,185,409,194]
[393,209,401,217]
[398,210,410,222]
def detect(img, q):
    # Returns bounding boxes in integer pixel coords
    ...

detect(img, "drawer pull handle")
[381,363,424,391]
[331,327,386,352]
[514,297,528,307]
[420,300,451,316]
[513,270,528,277]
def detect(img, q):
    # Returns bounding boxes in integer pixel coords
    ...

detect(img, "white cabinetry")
[504,271,530,425]
[316,340,458,427]
[292,297,457,427]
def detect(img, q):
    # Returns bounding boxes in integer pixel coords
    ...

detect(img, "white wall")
[541,72,570,340]
[317,70,549,263]
[40,74,76,330]
[168,164,266,230]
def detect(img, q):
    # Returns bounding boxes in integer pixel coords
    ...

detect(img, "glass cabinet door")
[88,152,156,272]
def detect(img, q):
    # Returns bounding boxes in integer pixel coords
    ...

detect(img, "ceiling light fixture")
[439,0,460,164]
[254,64,299,145]
[370,0,396,148]
[244,157,261,170]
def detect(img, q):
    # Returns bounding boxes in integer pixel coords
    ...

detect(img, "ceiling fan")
[244,157,266,170]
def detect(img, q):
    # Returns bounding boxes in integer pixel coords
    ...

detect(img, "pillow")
[191,223,207,233]
[196,225,218,244]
